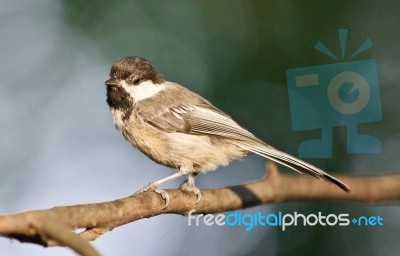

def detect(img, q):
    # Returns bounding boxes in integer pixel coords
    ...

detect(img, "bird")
[104,56,350,207]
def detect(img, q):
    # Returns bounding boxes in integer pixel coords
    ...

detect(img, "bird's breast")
[110,108,126,131]
[113,112,174,167]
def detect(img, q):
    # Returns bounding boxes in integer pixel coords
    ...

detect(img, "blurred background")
[0,0,399,255]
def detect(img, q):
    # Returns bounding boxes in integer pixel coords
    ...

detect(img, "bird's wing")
[142,104,194,133]
[142,101,262,143]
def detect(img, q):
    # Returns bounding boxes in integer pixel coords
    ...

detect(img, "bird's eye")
[133,78,141,85]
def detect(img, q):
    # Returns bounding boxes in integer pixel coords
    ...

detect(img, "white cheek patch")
[121,80,166,101]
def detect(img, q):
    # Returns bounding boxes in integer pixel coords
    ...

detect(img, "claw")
[192,187,202,204]
[180,175,202,205]
[135,183,170,209]
[180,186,202,204]
[154,188,169,208]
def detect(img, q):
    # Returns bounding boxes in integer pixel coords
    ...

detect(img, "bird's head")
[105,56,165,110]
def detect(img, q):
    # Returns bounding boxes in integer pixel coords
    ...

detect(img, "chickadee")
[105,56,350,207]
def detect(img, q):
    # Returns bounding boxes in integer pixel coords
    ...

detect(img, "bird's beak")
[105,78,120,87]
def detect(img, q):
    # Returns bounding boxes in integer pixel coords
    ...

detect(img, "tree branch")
[1,162,399,255]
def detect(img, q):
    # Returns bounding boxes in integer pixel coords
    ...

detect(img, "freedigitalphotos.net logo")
[188,210,384,231]
[286,29,382,158]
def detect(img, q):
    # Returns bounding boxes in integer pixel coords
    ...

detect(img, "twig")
[0,163,399,255]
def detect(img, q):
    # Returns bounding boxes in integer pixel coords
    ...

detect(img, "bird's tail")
[236,142,351,192]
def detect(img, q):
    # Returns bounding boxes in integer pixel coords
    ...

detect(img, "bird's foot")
[180,176,202,204]
[134,183,170,209]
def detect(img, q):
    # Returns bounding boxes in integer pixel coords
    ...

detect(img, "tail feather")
[237,143,351,192]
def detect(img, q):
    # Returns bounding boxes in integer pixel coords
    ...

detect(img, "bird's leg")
[134,172,185,208]
[180,173,202,204]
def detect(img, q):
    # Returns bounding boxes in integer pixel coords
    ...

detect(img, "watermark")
[286,29,382,158]
[188,210,384,231]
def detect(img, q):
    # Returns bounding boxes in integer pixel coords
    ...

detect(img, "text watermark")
[188,210,384,231]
